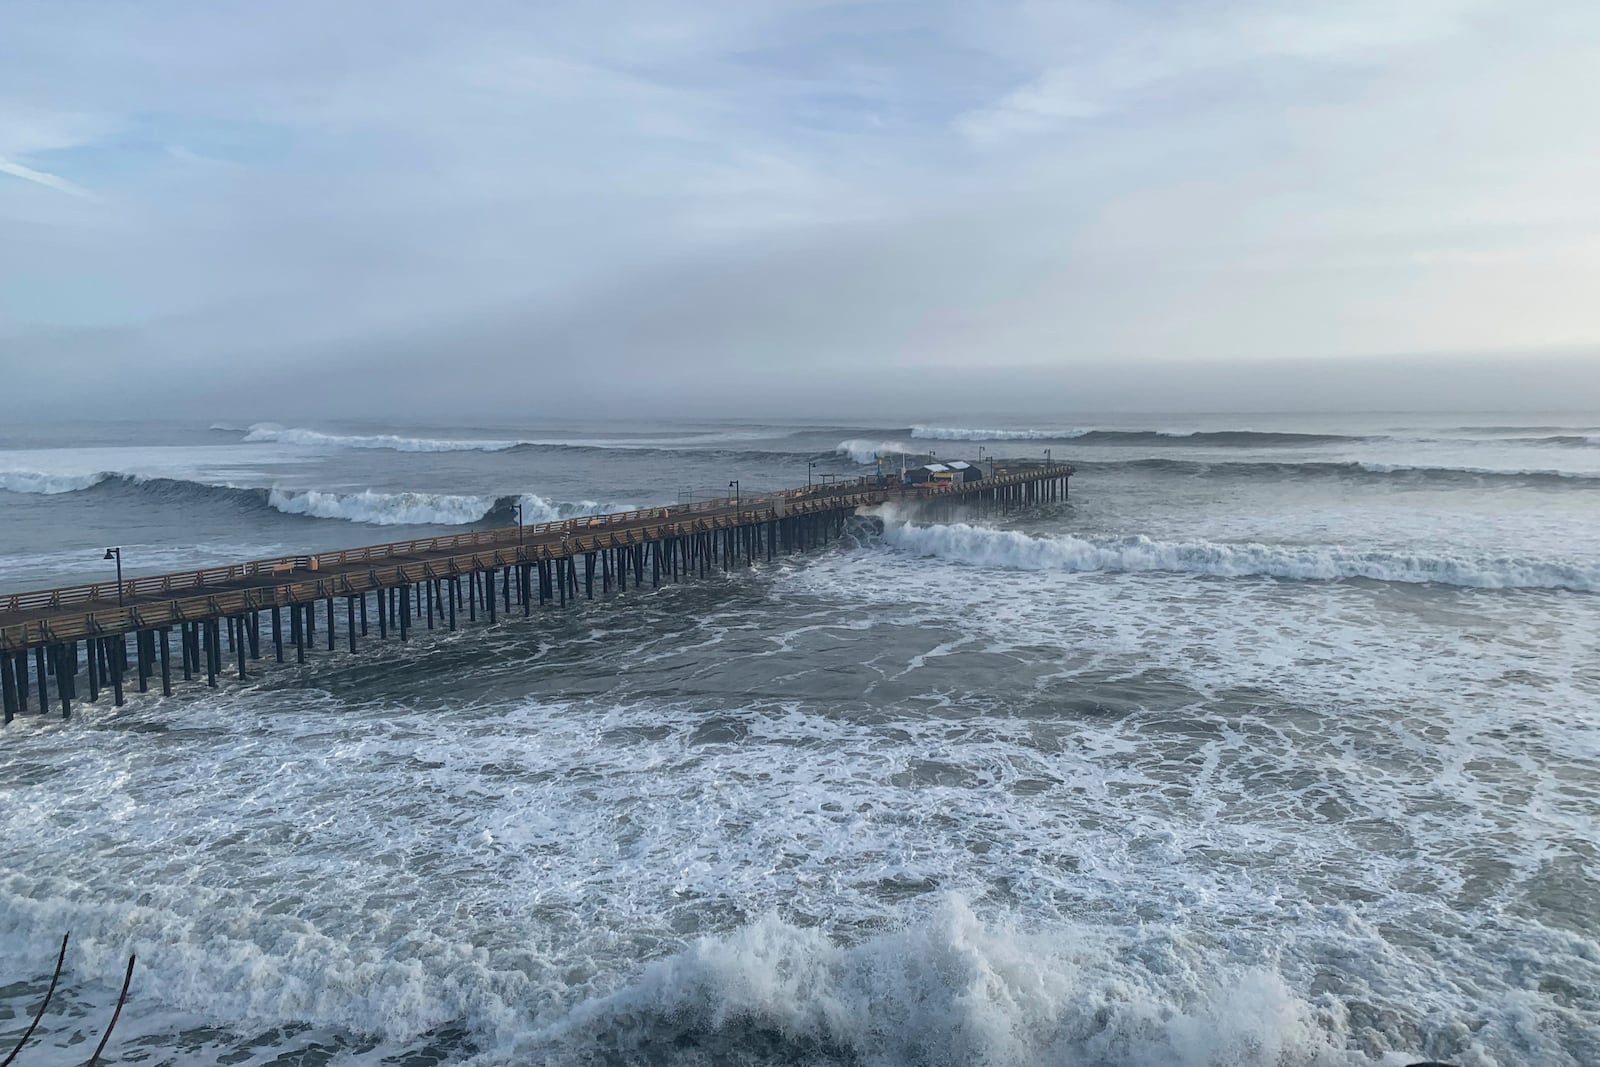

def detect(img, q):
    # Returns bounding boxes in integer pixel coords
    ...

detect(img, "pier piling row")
[0,465,1072,724]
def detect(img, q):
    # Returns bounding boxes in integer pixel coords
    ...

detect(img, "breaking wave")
[267,488,509,526]
[879,521,1600,592]
[240,423,525,453]
[0,469,626,527]
[539,897,1348,1066]
[836,440,916,465]
[1078,457,1600,486]
[908,427,1361,446]
[911,425,1082,441]
[0,470,111,495]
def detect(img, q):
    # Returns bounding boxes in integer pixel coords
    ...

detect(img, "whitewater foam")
[878,520,1600,592]
[910,426,1084,442]
[835,439,915,465]
[0,469,111,494]
[267,488,501,525]
[243,423,524,453]
[542,897,1349,1067]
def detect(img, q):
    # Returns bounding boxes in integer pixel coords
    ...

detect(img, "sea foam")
[540,897,1346,1066]
[242,423,524,453]
[911,426,1084,441]
[880,520,1600,592]
[0,470,111,495]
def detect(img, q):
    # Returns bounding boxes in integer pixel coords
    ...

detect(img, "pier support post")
[377,591,388,639]
[109,639,124,707]
[57,645,75,716]
[34,646,47,714]
[272,607,284,663]
[360,593,369,636]
[347,597,357,653]
[1,651,17,723]
[327,598,336,651]
[159,628,172,696]
[248,613,260,659]
[237,617,248,680]
[448,579,458,630]
[291,606,304,664]
[206,620,220,686]
[399,587,410,641]
[86,640,101,703]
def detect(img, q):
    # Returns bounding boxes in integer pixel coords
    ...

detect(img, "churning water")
[1,413,1596,1065]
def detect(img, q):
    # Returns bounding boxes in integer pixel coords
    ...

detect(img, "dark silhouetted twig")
[83,954,136,1067]
[1,933,68,1067]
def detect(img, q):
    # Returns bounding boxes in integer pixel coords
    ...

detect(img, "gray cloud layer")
[3,0,1597,416]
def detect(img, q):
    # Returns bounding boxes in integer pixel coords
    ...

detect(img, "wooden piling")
[159,628,172,696]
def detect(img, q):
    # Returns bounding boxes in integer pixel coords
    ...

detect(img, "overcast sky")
[4,0,1599,416]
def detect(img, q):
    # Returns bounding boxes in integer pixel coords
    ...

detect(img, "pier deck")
[1,464,1072,722]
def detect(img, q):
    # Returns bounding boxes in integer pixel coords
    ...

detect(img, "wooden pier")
[0,464,1072,724]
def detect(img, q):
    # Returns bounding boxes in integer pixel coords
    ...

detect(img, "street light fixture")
[103,547,123,607]
[729,480,740,507]
[808,460,816,488]
[512,502,524,544]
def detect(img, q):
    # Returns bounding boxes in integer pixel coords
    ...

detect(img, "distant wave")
[907,426,1361,446]
[1513,435,1600,448]
[880,522,1600,592]
[267,489,630,526]
[0,470,111,494]
[240,423,524,453]
[911,426,1083,441]
[0,469,629,526]
[835,439,921,465]
[1080,457,1600,486]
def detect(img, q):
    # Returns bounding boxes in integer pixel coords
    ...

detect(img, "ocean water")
[1,413,1597,1066]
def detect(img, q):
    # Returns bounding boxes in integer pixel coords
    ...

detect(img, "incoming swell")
[1077,457,1600,487]
[879,522,1600,593]
[907,426,1364,446]
[1,471,624,527]
[240,423,525,453]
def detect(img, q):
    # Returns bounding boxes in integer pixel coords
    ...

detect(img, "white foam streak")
[911,425,1085,441]
[243,423,522,453]
[267,488,496,525]
[514,493,633,524]
[552,898,1341,1066]
[881,521,1600,592]
[835,439,912,464]
[0,470,110,494]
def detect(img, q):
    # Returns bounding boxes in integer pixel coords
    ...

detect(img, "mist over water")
[2,412,1597,1066]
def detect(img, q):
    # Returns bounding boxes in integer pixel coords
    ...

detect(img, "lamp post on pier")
[512,502,524,544]
[808,460,816,488]
[729,480,740,508]
[103,547,124,606]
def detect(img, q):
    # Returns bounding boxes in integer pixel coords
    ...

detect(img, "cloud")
[0,0,1597,417]
[0,157,92,198]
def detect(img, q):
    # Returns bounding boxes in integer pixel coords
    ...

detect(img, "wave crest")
[242,423,524,453]
[544,897,1343,1066]
[0,470,111,495]
[911,426,1081,441]
[879,522,1600,592]
[836,440,913,465]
